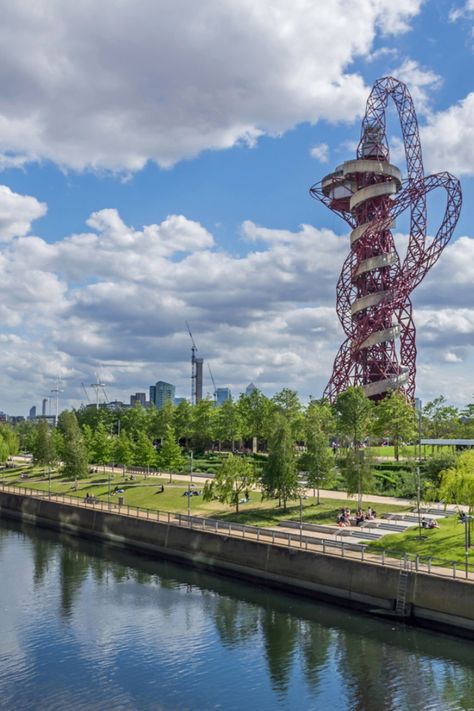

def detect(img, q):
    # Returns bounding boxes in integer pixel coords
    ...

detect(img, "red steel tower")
[310,77,462,402]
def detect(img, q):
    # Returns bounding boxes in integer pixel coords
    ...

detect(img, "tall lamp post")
[415,399,423,537]
[463,514,472,579]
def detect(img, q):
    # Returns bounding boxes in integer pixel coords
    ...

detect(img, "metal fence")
[1,481,473,582]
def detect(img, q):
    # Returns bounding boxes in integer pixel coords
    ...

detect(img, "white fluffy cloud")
[0,0,422,172]
[421,93,474,176]
[310,143,330,163]
[1,182,473,412]
[0,186,46,241]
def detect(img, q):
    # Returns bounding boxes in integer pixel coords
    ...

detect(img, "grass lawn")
[367,516,473,567]
[2,463,411,527]
[4,461,469,565]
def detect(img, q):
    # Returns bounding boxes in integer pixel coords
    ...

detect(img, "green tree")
[157,425,186,480]
[335,386,374,449]
[424,451,457,491]
[31,420,57,469]
[120,403,149,439]
[423,396,460,439]
[133,431,157,476]
[439,451,474,514]
[0,424,19,460]
[148,400,175,442]
[203,454,258,513]
[374,390,417,461]
[92,422,112,471]
[272,388,304,441]
[335,387,375,507]
[300,400,335,503]
[113,431,133,475]
[339,449,374,508]
[81,424,95,461]
[60,412,89,483]
[190,398,216,453]
[214,399,242,450]
[237,389,272,452]
[262,413,299,509]
[173,400,193,447]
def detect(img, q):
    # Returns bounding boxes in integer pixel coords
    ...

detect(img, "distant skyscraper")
[29,405,37,419]
[149,385,156,406]
[42,398,48,416]
[216,387,231,405]
[195,358,203,403]
[151,381,176,409]
[245,382,257,396]
[130,392,146,407]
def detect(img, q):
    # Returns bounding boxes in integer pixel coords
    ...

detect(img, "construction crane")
[186,321,199,405]
[207,363,217,403]
[50,377,63,425]
[81,382,91,404]
[90,372,109,410]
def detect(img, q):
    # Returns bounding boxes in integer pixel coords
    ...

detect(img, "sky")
[0,0,474,415]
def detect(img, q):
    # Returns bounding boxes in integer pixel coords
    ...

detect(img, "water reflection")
[0,517,473,711]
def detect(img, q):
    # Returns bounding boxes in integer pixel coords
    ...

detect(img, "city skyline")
[0,2,473,413]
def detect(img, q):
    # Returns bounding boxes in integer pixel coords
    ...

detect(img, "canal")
[0,518,473,710]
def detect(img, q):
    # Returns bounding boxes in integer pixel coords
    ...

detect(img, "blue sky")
[0,0,473,414]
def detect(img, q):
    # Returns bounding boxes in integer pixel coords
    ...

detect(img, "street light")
[462,514,472,579]
[415,399,423,537]
[299,493,303,548]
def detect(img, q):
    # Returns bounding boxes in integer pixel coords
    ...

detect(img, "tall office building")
[130,392,146,407]
[195,358,203,403]
[245,382,257,396]
[29,406,37,419]
[216,387,231,405]
[151,381,176,409]
[42,398,48,416]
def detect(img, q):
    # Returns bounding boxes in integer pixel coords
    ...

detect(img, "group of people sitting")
[336,508,352,526]
[355,507,377,526]
[336,506,377,527]
[421,517,439,529]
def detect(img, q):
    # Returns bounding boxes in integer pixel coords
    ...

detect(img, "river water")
[0,518,473,711]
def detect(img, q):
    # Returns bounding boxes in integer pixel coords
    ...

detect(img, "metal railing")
[1,481,473,582]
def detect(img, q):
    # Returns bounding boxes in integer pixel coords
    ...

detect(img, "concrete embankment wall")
[1,491,473,638]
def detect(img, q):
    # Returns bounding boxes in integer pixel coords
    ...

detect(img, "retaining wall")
[0,491,472,638]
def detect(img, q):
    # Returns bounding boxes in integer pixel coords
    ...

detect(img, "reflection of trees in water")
[32,536,54,587]
[334,631,395,710]
[213,596,259,646]
[299,620,332,692]
[440,664,474,710]
[333,627,474,711]
[59,547,91,617]
[4,518,474,706]
[260,608,299,693]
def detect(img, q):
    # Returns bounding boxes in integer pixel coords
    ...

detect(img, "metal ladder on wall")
[395,567,409,617]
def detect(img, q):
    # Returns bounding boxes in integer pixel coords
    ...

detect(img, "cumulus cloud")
[0,0,422,172]
[310,143,329,163]
[0,186,46,241]
[1,180,473,412]
[420,93,474,176]
[390,59,442,115]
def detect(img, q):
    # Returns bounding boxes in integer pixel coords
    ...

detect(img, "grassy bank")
[1,462,410,528]
[368,516,473,567]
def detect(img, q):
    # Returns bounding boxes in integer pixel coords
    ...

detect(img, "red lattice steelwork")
[310,76,462,402]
